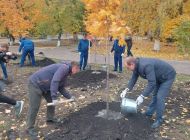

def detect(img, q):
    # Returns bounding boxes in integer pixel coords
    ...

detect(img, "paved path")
[9,46,190,75]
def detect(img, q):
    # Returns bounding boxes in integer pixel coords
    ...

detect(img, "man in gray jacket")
[120,57,176,128]
[26,61,80,136]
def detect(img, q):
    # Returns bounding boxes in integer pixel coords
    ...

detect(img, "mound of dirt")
[46,102,156,140]
[68,70,117,88]
[24,57,56,67]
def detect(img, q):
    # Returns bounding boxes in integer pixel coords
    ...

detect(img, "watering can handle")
[125,91,132,97]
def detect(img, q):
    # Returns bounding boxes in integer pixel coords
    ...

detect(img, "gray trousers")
[146,76,176,121]
[27,81,55,129]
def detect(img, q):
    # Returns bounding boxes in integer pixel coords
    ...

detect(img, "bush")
[173,21,190,55]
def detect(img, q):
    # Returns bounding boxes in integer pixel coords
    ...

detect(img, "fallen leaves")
[5,109,11,114]
[0,121,5,125]
[186,119,190,125]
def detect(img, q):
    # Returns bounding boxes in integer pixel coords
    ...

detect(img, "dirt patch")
[68,70,117,88]
[46,101,156,140]
[20,57,56,67]
[0,59,190,140]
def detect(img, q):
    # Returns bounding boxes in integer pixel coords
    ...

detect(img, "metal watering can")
[120,92,137,115]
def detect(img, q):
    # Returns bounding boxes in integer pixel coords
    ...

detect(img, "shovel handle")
[47,99,74,106]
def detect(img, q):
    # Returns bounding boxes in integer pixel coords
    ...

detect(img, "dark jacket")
[78,39,92,53]
[19,39,34,52]
[0,52,6,61]
[0,52,7,63]
[29,62,72,100]
[128,58,176,97]
[125,37,132,47]
[111,39,125,55]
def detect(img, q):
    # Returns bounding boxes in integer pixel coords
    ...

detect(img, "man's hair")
[125,57,136,65]
[71,61,80,67]
[0,43,9,51]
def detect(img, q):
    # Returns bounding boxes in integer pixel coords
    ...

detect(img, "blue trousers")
[146,77,175,121]
[114,53,122,72]
[20,49,35,67]
[0,61,8,79]
[80,52,88,70]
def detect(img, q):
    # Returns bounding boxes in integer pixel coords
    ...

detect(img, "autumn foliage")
[82,0,131,45]
[0,0,46,37]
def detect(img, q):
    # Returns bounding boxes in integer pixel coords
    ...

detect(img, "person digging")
[26,61,80,137]
[120,57,176,128]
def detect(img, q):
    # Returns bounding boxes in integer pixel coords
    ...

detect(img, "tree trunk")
[8,34,15,46]
[73,32,78,43]
[57,32,62,47]
[153,39,160,52]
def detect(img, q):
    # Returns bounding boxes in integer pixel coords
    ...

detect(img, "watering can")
[120,92,137,115]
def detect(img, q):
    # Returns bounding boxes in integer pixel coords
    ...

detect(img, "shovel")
[47,98,74,106]
[47,95,86,106]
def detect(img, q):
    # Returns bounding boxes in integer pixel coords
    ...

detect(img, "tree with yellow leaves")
[83,0,131,46]
[0,0,46,41]
[82,0,131,115]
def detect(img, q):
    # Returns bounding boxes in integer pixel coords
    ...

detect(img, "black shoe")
[46,118,60,123]
[26,128,38,137]
[143,112,153,118]
[151,119,164,128]
[113,69,117,72]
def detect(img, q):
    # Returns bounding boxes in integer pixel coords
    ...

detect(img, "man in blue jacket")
[78,33,92,70]
[26,61,80,136]
[120,57,176,128]
[19,37,35,67]
[111,39,125,73]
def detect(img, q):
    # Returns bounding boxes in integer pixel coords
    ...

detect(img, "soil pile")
[68,70,117,88]
[46,102,156,140]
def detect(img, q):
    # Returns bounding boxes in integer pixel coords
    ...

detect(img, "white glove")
[52,100,58,106]
[120,88,129,98]
[121,53,124,56]
[70,96,75,102]
[136,95,144,105]
[79,52,81,55]
[6,52,12,56]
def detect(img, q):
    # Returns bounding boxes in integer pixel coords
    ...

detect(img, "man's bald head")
[125,57,136,71]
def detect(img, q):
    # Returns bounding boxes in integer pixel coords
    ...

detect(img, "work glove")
[6,52,12,56]
[136,95,144,105]
[70,96,75,102]
[79,52,81,55]
[52,100,58,106]
[121,53,124,56]
[120,88,129,98]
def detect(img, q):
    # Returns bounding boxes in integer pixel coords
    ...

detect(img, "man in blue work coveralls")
[26,61,80,136]
[120,57,176,128]
[111,39,125,73]
[78,33,92,70]
[19,37,35,67]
